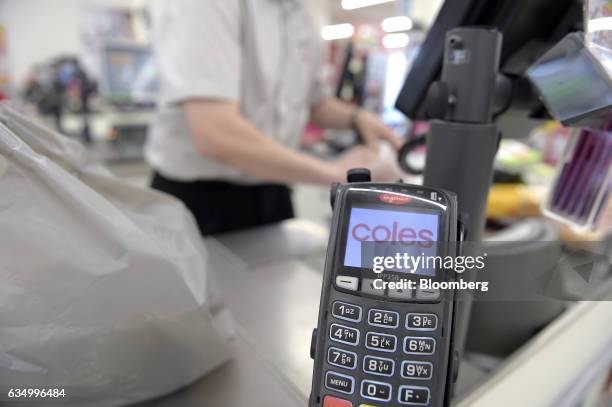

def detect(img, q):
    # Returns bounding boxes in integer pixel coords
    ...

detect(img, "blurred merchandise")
[495,139,542,173]
[528,121,572,164]
[487,184,545,219]
[23,57,96,142]
[79,6,150,81]
[543,124,611,231]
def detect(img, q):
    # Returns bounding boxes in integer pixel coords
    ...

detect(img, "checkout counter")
[136,218,612,407]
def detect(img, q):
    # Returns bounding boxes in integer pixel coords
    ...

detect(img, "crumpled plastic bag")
[0,104,234,406]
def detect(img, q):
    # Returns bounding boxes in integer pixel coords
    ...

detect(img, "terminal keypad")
[322,297,441,406]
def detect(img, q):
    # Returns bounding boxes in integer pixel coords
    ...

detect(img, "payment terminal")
[309,169,461,407]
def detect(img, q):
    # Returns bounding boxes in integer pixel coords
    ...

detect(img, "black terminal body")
[310,172,461,407]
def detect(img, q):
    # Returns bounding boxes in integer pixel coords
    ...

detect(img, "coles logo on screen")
[351,221,433,248]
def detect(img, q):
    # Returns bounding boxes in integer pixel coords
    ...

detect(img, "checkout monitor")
[395,0,583,120]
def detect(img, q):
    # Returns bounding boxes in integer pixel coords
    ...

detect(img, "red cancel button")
[379,193,411,204]
[323,395,353,407]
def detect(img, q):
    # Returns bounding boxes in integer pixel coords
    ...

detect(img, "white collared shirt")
[146,0,330,182]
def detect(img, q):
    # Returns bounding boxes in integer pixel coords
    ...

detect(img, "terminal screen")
[343,207,439,275]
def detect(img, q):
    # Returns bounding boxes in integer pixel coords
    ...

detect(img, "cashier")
[146,0,401,235]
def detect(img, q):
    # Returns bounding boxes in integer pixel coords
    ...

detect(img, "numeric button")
[363,355,394,377]
[361,380,392,402]
[404,336,435,355]
[328,347,357,370]
[398,385,430,405]
[368,309,399,328]
[406,313,438,331]
[330,323,360,346]
[401,361,433,380]
[332,301,362,322]
[365,332,396,352]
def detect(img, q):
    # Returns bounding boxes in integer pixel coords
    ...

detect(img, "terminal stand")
[419,27,505,375]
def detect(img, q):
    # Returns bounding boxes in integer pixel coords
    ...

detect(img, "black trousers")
[151,172,294,235]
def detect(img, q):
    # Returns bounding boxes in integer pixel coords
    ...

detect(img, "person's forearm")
[310,97,357,130]
[185,101,341,184]
[310,97,401,150]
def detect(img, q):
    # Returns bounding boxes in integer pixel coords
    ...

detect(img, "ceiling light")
[321,23,354,41]
[382,16,413,33]
[383,33,409,48]
[357,24,377,39]
[342,0,395,10]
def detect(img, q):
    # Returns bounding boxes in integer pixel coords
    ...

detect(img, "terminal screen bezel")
[333,187,453,290]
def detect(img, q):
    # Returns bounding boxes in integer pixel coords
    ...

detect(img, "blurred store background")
[0,0,444,221]
[0,0,607,232]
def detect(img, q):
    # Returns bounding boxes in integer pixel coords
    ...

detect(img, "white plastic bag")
[0,104,234,406]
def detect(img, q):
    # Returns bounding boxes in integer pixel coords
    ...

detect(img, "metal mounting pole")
[422,27,503,381]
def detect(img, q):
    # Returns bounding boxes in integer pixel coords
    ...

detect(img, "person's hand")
[333,146,378,178]
[354,109,403,150]
[370,143,403,182]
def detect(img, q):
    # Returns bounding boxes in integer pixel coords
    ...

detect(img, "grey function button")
[336,275,359,291]
[416,287,440,300]
[388,286,413,300]
[362,278,385,296]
